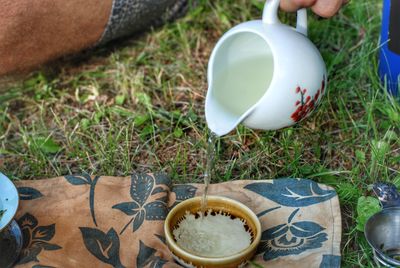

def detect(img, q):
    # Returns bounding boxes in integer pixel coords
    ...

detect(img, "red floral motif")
[291,78,326,122]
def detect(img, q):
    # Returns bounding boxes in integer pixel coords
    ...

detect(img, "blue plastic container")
[379,0,400,96]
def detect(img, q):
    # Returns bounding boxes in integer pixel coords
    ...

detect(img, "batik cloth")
[14,174,341,267]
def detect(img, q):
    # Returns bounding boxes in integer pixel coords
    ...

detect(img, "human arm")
[0,0,113,75]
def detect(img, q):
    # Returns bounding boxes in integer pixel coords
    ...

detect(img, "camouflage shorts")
[98,0,189,45]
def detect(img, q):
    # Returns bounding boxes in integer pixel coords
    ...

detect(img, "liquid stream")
[201,131,218,215]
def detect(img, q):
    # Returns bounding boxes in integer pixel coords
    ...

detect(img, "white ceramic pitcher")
[205,0,327,137]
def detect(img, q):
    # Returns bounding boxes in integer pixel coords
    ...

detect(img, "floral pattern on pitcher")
[291,78,326,122]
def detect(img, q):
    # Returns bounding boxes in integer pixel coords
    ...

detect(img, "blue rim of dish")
[0,172,19,232]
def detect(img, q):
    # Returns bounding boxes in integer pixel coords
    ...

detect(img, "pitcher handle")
[372,182,400,209]
[262,0,308,36]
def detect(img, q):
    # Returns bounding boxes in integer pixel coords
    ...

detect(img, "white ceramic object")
[0,172,23,268]
[205,0,327,136]
[0,172,19,231]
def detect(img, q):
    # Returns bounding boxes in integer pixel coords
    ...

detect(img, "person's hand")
[280,0,347,18]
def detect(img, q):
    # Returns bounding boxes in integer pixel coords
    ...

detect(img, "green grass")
[0,0,399,266]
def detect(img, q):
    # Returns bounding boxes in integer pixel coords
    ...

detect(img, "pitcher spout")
[204,30,274,136]
[205,92,245,137]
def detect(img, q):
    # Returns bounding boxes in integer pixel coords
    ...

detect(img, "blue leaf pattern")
[154,173,170,186]
[32,225,56,241]
[112,202,140,216]
[258,209,328,261]
[137,240,167,268]
[137,241,156,267]
[291,222,325,237]
[65,175,91,185]
[171,185,197,206]
[133,210,145,232]
[18,187,43,200]
[18,247,41,264]
[155,195,168,203]
[257,206,281,218]
[80,227,125,268]
[89,176,101,226]
[113,174,168,235]
[244,178,336,207]
[17,213,62,265]
[153,257,168,268]
[130,174,154,206]
[261,224,289,240]
[19,212,38,229]
[144,201,168,221]
[319,254,341,268]
[154,234,166,244]
[64,174,100,226]
[35,242,62,251]
[151,186,166,195]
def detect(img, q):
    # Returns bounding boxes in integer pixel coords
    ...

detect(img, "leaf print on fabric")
[137,240,168,268]
[65,174,91,185]
[80,227,125,268]
[32,225,56,241]
[113,174,168,235]
[155,195,168,204]
[155,234,166,244]
[130,173,154,206]
[18,187,43,200]
[319,254,341,268]
[171,185,197,206]
[154,173,170,187]
[244,178,336,207]
[112,202,140,216]
[257,209,328,261]
[290,221,325,237]
[64,174,101,226]
[257,206,281,218]
[17,213,62,265]
[132,210,145,232]
[152,186,166,196]
[144,201,168,221]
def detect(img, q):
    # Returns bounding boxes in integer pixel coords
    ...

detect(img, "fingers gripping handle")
[262,0,308,36]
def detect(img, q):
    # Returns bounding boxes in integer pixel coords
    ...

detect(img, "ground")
[0,0,399,266]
